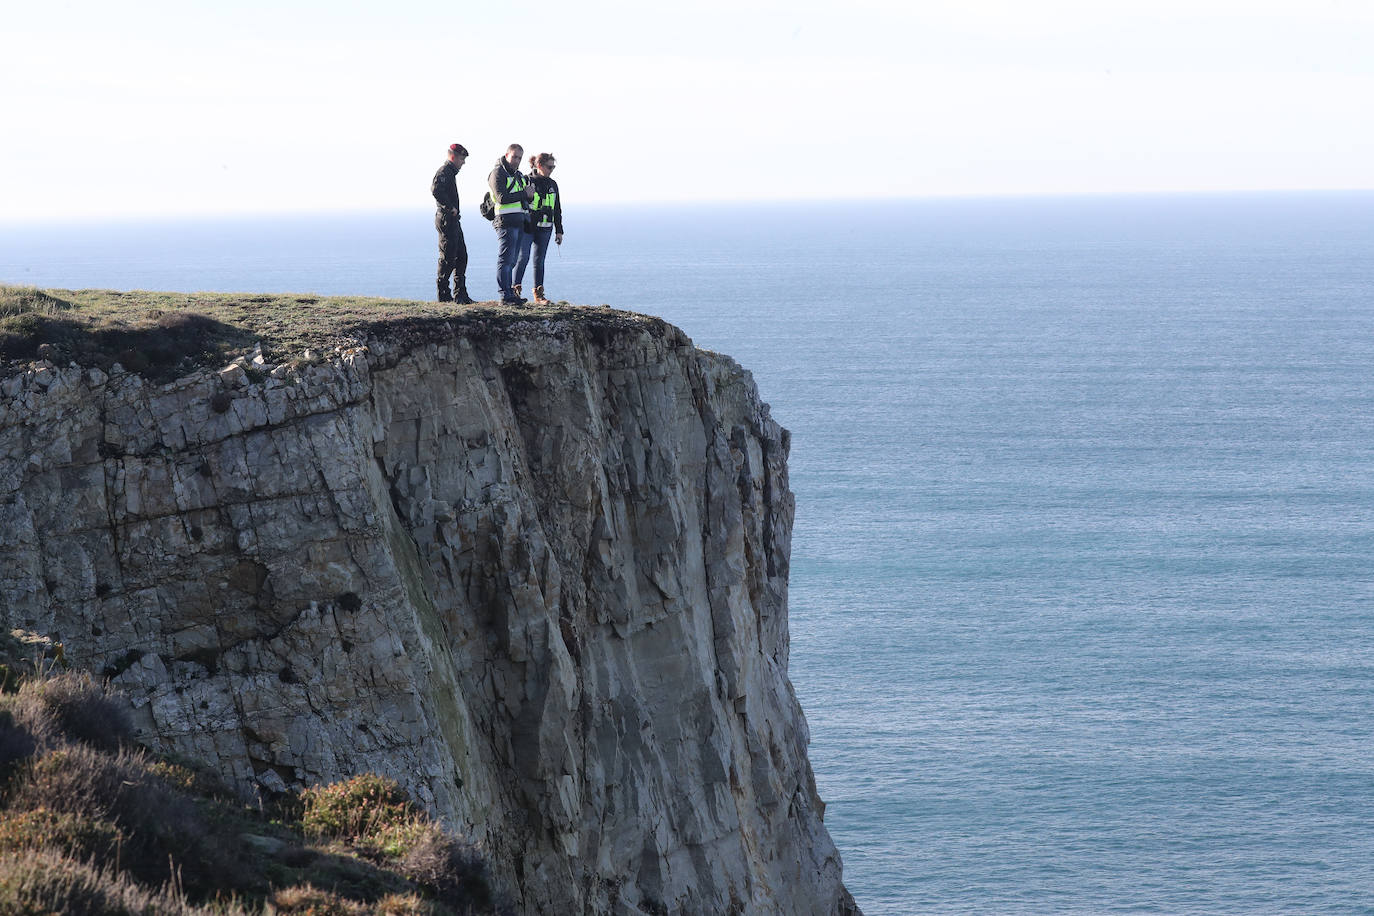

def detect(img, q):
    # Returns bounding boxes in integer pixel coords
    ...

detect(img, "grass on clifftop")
[0,630,504,915]
[0,284,659,382]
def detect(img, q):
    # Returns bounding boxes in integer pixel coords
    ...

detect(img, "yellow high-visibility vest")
[533,190,557,227]
[497,174,528,215]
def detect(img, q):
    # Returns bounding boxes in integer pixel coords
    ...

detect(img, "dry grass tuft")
[0,285,74,319]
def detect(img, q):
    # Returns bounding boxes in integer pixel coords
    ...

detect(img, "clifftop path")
[0,289,859,915]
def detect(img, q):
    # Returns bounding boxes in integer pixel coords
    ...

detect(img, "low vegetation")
[0,630,503,915]
[0,283,641,383]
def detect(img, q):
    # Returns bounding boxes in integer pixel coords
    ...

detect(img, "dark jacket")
[527,173,563,234]
[487,158,531,228]
[431,160,461,219]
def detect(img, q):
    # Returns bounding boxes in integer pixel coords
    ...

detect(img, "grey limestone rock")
[0,311,859,915]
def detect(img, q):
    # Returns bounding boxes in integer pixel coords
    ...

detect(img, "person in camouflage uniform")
[432,143,474,303]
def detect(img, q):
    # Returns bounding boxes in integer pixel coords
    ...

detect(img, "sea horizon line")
[4,187,1373,229]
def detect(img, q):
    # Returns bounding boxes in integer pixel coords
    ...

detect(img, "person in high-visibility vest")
[514,152,564,305]
[488,143,536,305]
[431,142,474,304]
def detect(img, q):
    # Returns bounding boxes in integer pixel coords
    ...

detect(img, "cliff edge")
[0,292,858,915]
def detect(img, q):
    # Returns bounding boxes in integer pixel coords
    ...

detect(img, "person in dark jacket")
[513,152,563,305]
[431,143,474,304]
[488,143,535,305]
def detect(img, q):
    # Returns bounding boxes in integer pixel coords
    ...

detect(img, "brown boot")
[533,285,550,304]
[512,284,524,303]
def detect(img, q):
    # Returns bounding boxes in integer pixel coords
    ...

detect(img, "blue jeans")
[495,220,528,299]
[515,225,554,289]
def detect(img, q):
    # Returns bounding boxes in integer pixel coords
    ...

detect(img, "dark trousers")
[495,219,528,298]
[515,225,554,289]
[436,212,467,288]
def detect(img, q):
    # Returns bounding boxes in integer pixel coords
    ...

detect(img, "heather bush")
[0,708,39,784]
[270,883,421,915]
[9,744,142,819]
[371,893,448,916]
[8,743,239,896]
[11,744,156,820]
[0,670,133,782]
[0,808,122,861]
[16,670,134,752]
[0,848,217,915]
[298,775,497,912]
[0,629,65,692]
[398,824,494,910]
[148,756,233,800]
[268,883,368,915]
[300,774,419,845]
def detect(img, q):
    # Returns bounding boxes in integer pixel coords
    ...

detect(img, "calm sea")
[4,193,1374,914]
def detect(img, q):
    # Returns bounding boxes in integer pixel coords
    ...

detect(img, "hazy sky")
[5,0,1373,219]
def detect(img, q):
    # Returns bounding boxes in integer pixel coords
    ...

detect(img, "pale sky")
[4,0,1373,219]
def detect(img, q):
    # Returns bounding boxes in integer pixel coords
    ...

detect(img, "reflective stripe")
[496,173,528,214]
[530,189,556,226]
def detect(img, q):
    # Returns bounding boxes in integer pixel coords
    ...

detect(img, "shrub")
[7,744,238,896]
[0,690,62,765]
[15,670,133,752]
[361,815,433,861]
[297,775,500,912]
[268,886,449,916]
[0,848,205,915]
[0,629,64,693]
[300,774,418,846]
[10,744,150,819]
[269,884,371,915]
[148,756,233,800]
[0,708,39,784]
[398,824,493,909]
[0,808,123,861]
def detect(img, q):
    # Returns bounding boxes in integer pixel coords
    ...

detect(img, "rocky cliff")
[0,305,857,915]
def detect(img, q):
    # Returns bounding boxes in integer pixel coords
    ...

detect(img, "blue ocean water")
[4,193,1374,914]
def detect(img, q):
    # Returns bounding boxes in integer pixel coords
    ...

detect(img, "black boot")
[454,281,475,305]
[437,279,453,303]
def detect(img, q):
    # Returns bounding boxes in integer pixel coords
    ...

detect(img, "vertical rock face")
[0,313,858,915]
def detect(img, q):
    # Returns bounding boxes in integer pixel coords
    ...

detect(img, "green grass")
[0,284,665,382]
